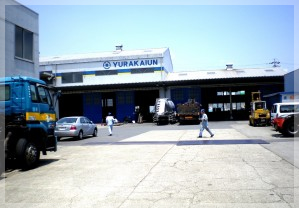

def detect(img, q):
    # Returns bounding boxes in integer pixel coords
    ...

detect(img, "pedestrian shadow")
[83,139,269,146]
[177,139,269,145]
[84,141,178,146]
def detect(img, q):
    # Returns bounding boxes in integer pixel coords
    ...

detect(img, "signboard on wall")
[102,59,160,69]
[282,94,299,102]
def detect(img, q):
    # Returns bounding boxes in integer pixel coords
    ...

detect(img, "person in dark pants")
[198,109,214,138]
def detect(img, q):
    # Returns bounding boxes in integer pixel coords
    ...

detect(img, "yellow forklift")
[249,92,271,126]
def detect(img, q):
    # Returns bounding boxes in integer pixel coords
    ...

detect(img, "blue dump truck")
[0,76,59,170]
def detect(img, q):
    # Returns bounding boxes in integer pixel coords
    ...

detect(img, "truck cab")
[0,76,59,169]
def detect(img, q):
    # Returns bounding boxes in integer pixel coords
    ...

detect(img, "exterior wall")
[162,48,173,73]
[296,69,299,94]
[82,91,136,123]
[116,91,135,123]
[170,87,202,106]
[83,93,102,123]
[4,1,39,78]
[281,93,299,102]
[264,94,281,109]
[0,1,5,77]
[284,69,296,92]
[42,56,170,87]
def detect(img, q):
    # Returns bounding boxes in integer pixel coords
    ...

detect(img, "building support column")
[229,87,233,120]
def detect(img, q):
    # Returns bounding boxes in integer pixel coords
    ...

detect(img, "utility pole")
[269,58,280,67]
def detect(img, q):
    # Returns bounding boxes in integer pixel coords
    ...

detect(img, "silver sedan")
[55,116,98,140]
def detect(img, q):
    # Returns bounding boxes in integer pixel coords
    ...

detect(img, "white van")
[271,102,299,121]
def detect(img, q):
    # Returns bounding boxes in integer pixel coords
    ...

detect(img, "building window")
[61,72,83,83]
[95,70,118,76]
[15,26,33,61]
[217,90,245,96]
[131,68,154,74]
[208,102,245,112]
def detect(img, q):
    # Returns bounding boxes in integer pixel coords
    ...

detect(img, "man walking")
[106,112,114,136]
[198,109,214,138]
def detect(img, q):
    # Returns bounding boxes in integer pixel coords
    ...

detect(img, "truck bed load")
[177,99,200,124]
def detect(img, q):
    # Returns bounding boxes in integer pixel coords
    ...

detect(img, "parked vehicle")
[0,76,59,169]
[270,102,299,123]
[249,92,270,126]
[272,114,288,132]
[177,99,201,124]
[152,98,176,125]
[55,116,97,140]
[281,113,299,137]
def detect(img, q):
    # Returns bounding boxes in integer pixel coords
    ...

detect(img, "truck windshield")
[0,85,10,101]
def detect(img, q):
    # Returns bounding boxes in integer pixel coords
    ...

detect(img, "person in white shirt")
[198,109,214,138]
[106,112,114,136]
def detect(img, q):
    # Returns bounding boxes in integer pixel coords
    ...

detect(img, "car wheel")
[93,128,97,137]
[16,138,40,169]
[283,119,298,137]
[77,131,83,140]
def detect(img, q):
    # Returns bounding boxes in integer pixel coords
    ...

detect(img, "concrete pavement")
[1,121,298,208]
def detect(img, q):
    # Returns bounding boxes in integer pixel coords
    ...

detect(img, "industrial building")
[40,46,286,123]
[264,68,299,104]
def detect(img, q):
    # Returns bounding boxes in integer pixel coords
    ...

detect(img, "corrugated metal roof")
[165,68,287,81]
[40,47,168,65]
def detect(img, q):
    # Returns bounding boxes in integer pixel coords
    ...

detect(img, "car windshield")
[57,117,77,124]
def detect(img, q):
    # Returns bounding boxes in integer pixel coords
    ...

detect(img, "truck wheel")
[16,138,40,169]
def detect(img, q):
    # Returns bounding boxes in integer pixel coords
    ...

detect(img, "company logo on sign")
[103,59,158,69]
[103,61,111,69]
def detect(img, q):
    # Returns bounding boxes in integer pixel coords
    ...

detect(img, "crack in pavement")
[117,130,187,208]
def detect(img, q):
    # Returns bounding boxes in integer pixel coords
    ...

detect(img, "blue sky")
[17,1,297,72]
